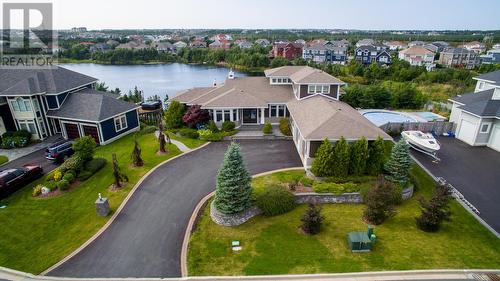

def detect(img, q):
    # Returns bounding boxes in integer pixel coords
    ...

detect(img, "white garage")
[488,125,500,152]
[457,118,478,145]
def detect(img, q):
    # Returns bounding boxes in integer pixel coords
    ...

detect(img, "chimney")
[493,87,500,100]
[213,79,217,87]
[228,69,235,80]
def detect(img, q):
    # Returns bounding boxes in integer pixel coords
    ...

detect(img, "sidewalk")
[155,131,191,153]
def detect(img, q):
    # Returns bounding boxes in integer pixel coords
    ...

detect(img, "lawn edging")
[181,167,304,277]
[40,141,212,276]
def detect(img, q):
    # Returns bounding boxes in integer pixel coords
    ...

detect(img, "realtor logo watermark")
[1,2,57,68]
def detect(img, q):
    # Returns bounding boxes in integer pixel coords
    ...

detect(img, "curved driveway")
[48,140,302,278]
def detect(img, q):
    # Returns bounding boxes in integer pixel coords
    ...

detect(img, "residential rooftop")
[450,88,500,118]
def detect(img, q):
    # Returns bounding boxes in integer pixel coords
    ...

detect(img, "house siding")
[299,85,311,99]
[476,118,495,144]
[100,110,139,142]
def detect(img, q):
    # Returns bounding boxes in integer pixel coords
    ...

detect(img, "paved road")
[411,137,500,233]
[48,140,302,278]
[0,147,58,173]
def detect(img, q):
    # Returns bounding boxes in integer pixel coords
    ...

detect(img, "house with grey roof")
[449,70,500,152]
[172,66,391,167]
[354,45,391,65]
[355,39,375,48]
[0,67,140,145]
[438,47,479,69]
[302,42,348,64]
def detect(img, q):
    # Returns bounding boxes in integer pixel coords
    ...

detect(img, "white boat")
[401,130,440,153]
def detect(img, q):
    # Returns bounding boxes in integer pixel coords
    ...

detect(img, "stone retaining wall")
[295,192,362,204]
[210,201,262,226]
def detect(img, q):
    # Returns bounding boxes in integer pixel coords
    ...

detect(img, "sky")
[3,0,500,30]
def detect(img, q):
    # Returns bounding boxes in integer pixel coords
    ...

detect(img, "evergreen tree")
[158,130,167,153]
[311,139,334,177]
[213,142,252,215]
[112,153,128,188]
[164,100,186,129]
[332,137,350,178]
[366,137,387,175]
[384,139,412,186]
[131,137,144,167]
[363,176,396,225]
[301,203,324,235]
[416,183,452,232]
[349,137,369,176]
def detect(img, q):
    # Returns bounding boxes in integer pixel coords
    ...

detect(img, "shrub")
[313,181,359,194]
[262,122,272,134]
[59,155,85,173]
[182,105,210,128]
[1,133,30,149]
[85,157,107,173]
[366,137,387,175]
[301,204,324,235]
[416,183,452,232]
[311,139,334,177]
[112,153,128,188]
[221,121,235,132]
[44,181,57,190]
[198,129,224,141]
[53,169,63,182]
[140,126,157,135]
[62,172,75,183]
[77,170,93,181]
[349,137,369,176]
[131,138,144,167]
[208,120,219,133]
[279,118,291,136]
[164,100,186,129]
[72,136,96,161]
[254,186,296,216]
[178,128,200,139]
[32,184,43,197]
[332,137,350,178]
[57,179,70,191]
[363,176,397,225]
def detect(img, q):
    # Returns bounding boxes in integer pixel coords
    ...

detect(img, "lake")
[60,63,247,99]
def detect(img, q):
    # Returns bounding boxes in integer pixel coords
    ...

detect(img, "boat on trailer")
[401,130,440,160]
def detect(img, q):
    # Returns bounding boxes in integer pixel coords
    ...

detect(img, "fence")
[379,121,456,135]
[138,109,163,126]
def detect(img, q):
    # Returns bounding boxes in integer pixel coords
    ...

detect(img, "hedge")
[254,186,296,216]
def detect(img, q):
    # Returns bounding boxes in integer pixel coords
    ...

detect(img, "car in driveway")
[0,164,43,199]
[45,140,74,163]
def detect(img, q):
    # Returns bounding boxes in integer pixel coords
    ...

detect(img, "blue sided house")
[0,66,140,145]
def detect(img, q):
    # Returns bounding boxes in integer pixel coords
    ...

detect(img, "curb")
[41,141,212,276]
[180,167,303,277]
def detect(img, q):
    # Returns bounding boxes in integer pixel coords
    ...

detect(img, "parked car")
[0,164,43,199]
[45,140,74,163]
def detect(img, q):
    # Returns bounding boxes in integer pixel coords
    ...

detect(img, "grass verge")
[188,165,500,276]
[0,132,181,273]
[167,132,207,149]
[0,155,8,165]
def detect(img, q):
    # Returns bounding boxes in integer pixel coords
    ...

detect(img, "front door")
[242,109,258,124]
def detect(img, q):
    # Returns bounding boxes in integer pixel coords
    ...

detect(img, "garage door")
[82,125,100,144]
[457,119,476,145]
[489,125,500,152]
[64,123,80,140]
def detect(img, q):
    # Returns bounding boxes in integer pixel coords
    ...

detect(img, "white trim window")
[307,85,330,94]
[114,114,128,132]
[10,97,32,112]
[269,104,286,118]
[18,119,37,134]
[480,122,491,133]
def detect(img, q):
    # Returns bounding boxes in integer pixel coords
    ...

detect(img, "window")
[272,78,277,83]
[270,105,277,117]
[480,123,491,133]
[232,110,237,121]
[278,105,285,117]
[114,114,128,132]
[215,110,223,122]
[10,98,32,112]
[224,110,231,122]
[307,85,329,94]
[269,104,286,118]
[17,120,37,134]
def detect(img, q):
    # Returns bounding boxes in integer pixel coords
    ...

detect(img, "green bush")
[85,157,107,173]
[62,172,75,183]
[32,184,43,197]
[221,121,235,132]
[198,129,224,141]
[72,136,96,161]
[164,100,186,129]
[263,122,272,134]
[1,130,31,148]
[313,181,359,194]
[44,181,57,190]
[208,120,219,133]
[57,179,70,191]
[140,126,157,135]
[279,118,291,136]
[77,170,93,181]
[178,128,200,139]
[254,186,296,216]
[59,155,85,173]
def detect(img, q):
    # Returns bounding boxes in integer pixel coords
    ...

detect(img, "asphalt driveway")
[411,137,500,233]
[0,147,58,173]
[48,140,302,278]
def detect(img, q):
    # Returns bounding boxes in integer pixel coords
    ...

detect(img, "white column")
[213,109,217,122]
[260,108,265,124]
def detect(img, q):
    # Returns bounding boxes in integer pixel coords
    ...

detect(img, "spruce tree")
[112,153,128,188]
[332,137,350,178]
[384,139,412,186]
[366,136,386,175]
[213,142,252,215]
[349,137,369,176]
[131,137,144,167]
[311,139,334,177]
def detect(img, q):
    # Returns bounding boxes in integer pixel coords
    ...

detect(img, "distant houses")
[302,41,348,64]
[354,44,391,65]
[398,46,435,70]
[480,49,500,65]
[190,40,207,48]
[173,41,188,50]
[438,47,480,69]
[271,42,303,59]
[255,39,270,47]
[408,40,426,48]
[355,38,375,48]
[384,41,406,51]
[209,39,231,50]
[155,42,175,53]
[461,41,486,54]
[116,41,149,50]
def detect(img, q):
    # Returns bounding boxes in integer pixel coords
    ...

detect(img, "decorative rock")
[95,193,110,217]
[41,187,51,195]
[210,201,261,226]
[401,185,414,201]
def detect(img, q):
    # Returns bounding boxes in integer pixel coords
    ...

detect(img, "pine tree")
[332,137,350,178]
[416,183,452,232]
[363,176,396,225]
[311,139,334,177]
[158,123,167,153]
[112,153,128,188]
[349,137,369,176]
[384,139,412,186]
[213,142,252,215]
[131,137,144,167]
[301,203,324,235]
[366,137,386,175]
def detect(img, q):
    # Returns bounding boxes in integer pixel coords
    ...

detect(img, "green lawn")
[167,131,207,149]
[0,132,181,273]
[188,166,500,276]
[0,155,8,165]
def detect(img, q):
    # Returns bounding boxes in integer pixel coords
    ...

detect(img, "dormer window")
[308,85,329,94]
